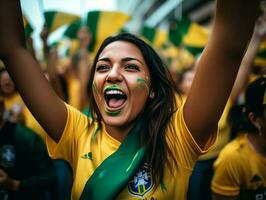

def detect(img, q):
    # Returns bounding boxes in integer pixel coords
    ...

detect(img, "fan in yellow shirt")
[0,1,260,199]
[212,77,266,200]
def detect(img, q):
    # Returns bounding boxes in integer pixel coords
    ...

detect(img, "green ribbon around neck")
[80,121,145,200]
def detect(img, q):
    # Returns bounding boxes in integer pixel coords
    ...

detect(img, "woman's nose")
[106,66,123,83]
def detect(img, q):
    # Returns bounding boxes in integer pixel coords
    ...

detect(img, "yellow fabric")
[50,12,79,33]
[212,134,266,197]
[24,108,47,142]
[93,11,130,54]
[4,93,25,112]
[4,93,47,141]
[199,99,232,160]
[46,103,216,200]
[183,23,209,47]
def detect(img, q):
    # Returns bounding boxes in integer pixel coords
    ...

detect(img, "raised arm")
[41,25,67,101]
[184,0,260,148]
[77,27,91,111]
[230,12,266,103]
[0,0,67,142]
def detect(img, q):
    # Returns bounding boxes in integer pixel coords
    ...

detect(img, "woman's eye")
[125,64,140,71]
[96,65,109,72]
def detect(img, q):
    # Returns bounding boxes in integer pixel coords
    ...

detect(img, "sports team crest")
[0,145,15,168]
[128,163,154,197]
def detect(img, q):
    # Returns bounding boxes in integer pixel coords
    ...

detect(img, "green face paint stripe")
[105,108,122,116]
[136,77,149,92]
[136,77,147,84]
[103,84,122,91]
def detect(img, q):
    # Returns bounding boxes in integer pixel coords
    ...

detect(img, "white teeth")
[105,90,124,95]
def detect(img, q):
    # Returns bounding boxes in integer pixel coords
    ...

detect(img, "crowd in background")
[0,0,265,199]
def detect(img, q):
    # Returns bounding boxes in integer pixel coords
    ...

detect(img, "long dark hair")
[87,33,179,186]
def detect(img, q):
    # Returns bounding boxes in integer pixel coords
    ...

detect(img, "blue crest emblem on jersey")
[0,145,15,168]
[128,163,154,197]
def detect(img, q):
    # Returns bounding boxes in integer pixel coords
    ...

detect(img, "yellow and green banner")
[63,10,130,54]
[86,10,130,54]
[140,26,168,48]
[44,11,80,33]
[169,16,209,56]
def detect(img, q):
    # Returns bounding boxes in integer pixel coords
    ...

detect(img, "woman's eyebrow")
[97,57,144,65]
[97,57,111,63]
[121,57,144,64]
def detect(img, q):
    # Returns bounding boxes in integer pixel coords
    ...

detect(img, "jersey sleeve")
[166,103,217,170]
[46,103,91,165]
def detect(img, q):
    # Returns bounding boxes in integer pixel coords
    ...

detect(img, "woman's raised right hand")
[0,0,25,58]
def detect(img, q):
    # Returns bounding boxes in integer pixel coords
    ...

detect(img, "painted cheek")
[134,77,150,93]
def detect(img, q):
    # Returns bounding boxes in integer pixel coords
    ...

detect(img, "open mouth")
[104,89,127,110]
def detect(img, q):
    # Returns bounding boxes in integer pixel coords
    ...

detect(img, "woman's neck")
[105,124,134,142]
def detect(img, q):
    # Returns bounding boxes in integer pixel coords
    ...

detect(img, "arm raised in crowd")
[230,12,266,103]
[184,0,260,148]
[77,27,91,111]
[0,0,67,142]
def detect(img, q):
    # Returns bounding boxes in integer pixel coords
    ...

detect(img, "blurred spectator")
[41,26,91,112]
[212,76,266,200]
[188,11,266,200]
[0,69,25,124]
[0,93,57,200]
